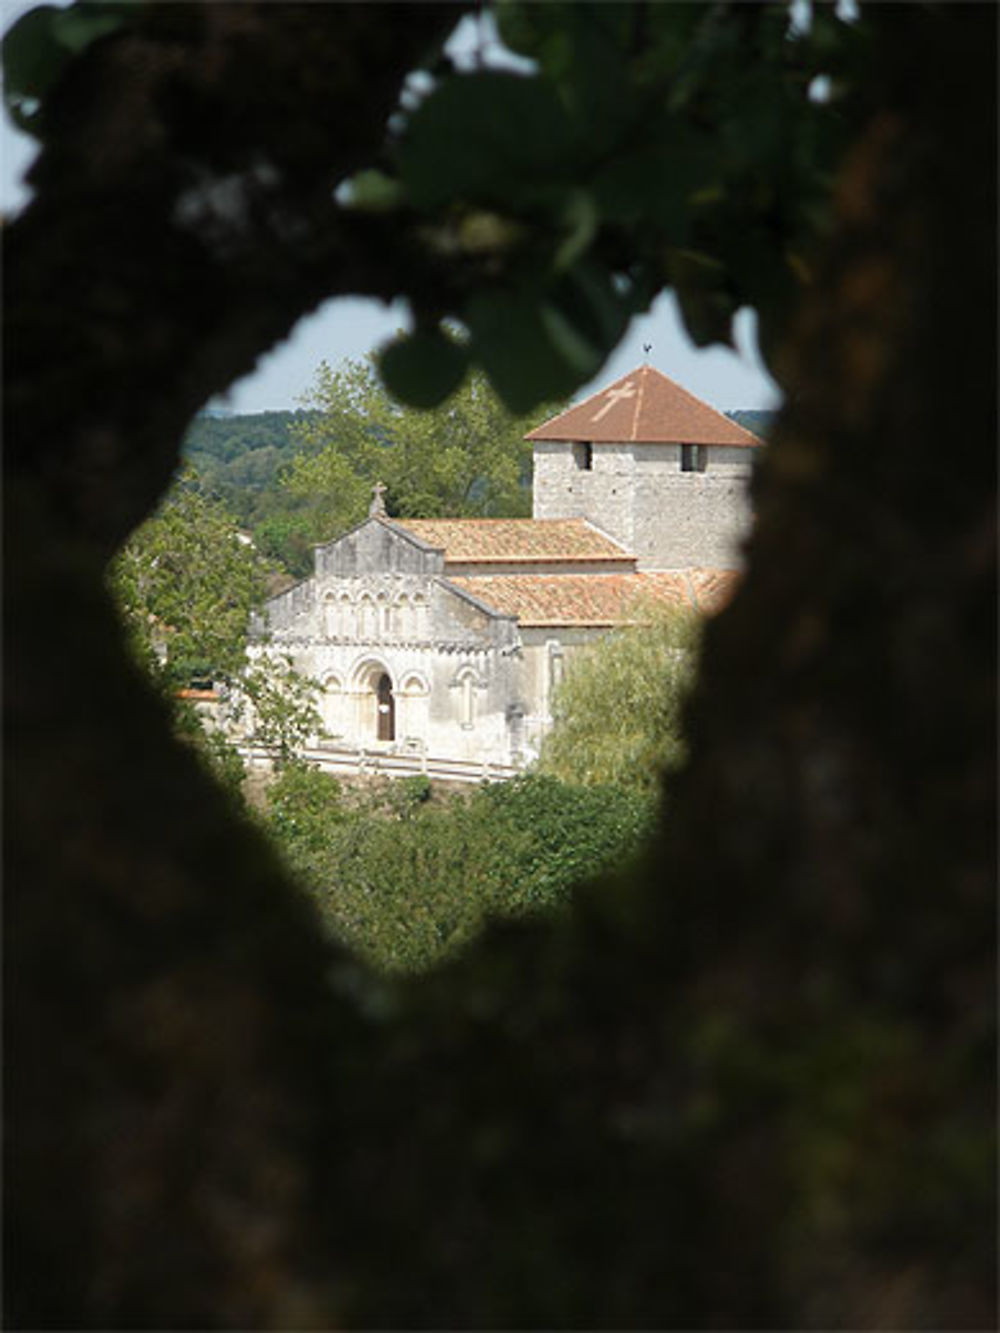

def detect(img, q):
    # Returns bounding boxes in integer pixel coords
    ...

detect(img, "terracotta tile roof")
[447,569,739,626]
[640,568,742,615]
[526,364,762,448]
[391,517,633,564]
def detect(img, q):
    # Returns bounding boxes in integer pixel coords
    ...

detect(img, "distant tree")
[236,653,326,768]
[726,408,778,438]
[178,410,325,563]
[182,409,316,465]
[250,509,324,582]
[107,472,269,688]
[538,608,701,794]
[109,472,325,771]
[282,355,550,546]
[277,426,371,550]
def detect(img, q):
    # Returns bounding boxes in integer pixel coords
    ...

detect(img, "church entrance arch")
[376,672,395,742]
[351,659,395,743]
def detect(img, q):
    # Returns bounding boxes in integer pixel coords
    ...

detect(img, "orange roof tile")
[526,364,762,448]
[392,517,633,564]
[640,569,741,615]
[447,569,739,626]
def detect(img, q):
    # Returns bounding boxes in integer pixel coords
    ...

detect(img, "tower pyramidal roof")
[526,363,762,448]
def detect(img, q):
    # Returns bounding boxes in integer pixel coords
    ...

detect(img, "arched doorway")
[376,672,395,741]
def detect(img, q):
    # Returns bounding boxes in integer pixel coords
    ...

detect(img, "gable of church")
[314,516,444,579]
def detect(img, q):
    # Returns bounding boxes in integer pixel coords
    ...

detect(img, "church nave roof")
[391,517,633,565]
[446,569,739,627]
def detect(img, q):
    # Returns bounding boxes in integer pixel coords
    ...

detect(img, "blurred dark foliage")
[4,2,995,1328]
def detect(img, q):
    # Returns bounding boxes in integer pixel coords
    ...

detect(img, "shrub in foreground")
[263,769,654,973]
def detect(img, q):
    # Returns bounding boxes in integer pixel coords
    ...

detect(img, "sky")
[0,2,781,416]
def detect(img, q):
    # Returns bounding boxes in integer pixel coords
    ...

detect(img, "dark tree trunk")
[4,4,995,1330]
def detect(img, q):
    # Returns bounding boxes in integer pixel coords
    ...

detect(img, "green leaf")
[550,261,630,361]
[342,168,404,213]
[465,265,630,412]
[668,249,735,349]
[2,2,128,136]
[2,6,64,102]
[464,288,585,413]
[495,1,571,68]
[675,284,735,349]
[49,5,126,54]
[495,2,634,143]
[456,210,526,256]
[398,71,576,212]
[377,329,469,410]
[538,303,601,378]
[553,188,597,271]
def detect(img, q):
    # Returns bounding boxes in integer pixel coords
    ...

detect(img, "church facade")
[253,365,760,770]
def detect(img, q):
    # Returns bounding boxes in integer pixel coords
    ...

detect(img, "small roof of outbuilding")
[525,364,762,448]
[391,517,633,565]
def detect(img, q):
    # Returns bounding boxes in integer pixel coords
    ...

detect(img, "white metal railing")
[238,741,523,785]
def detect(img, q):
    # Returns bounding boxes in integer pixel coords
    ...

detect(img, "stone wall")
[533,439,755,570]
[631,443,754,570]
[315,517,443,579]
[260,553,526,765]
[518,625,611,757]
[532,440,636,550]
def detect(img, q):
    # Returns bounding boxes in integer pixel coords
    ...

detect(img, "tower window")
[573,441,593,471]
[680,444,706,472]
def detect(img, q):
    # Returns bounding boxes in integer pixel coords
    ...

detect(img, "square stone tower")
[527,365,762,570]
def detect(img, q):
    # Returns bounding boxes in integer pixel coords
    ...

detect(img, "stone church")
[254,365,761,770]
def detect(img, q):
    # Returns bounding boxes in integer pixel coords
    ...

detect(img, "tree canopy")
[181,409,318,529]
[538,608,700,794]
[278,354,545,546]
[264,767,652,975]
[107,472,269,687]
[342,1,870,412]
[4,0,870,424]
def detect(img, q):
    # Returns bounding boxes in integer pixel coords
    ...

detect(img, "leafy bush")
[538,608,701,795]
[171,696,248,807]
[264,760,347,850]
[261,770,654,974]
[234,654,326,766]
[107,473,270,688]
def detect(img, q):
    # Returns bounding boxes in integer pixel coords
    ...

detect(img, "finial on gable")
[369,480,387,517]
